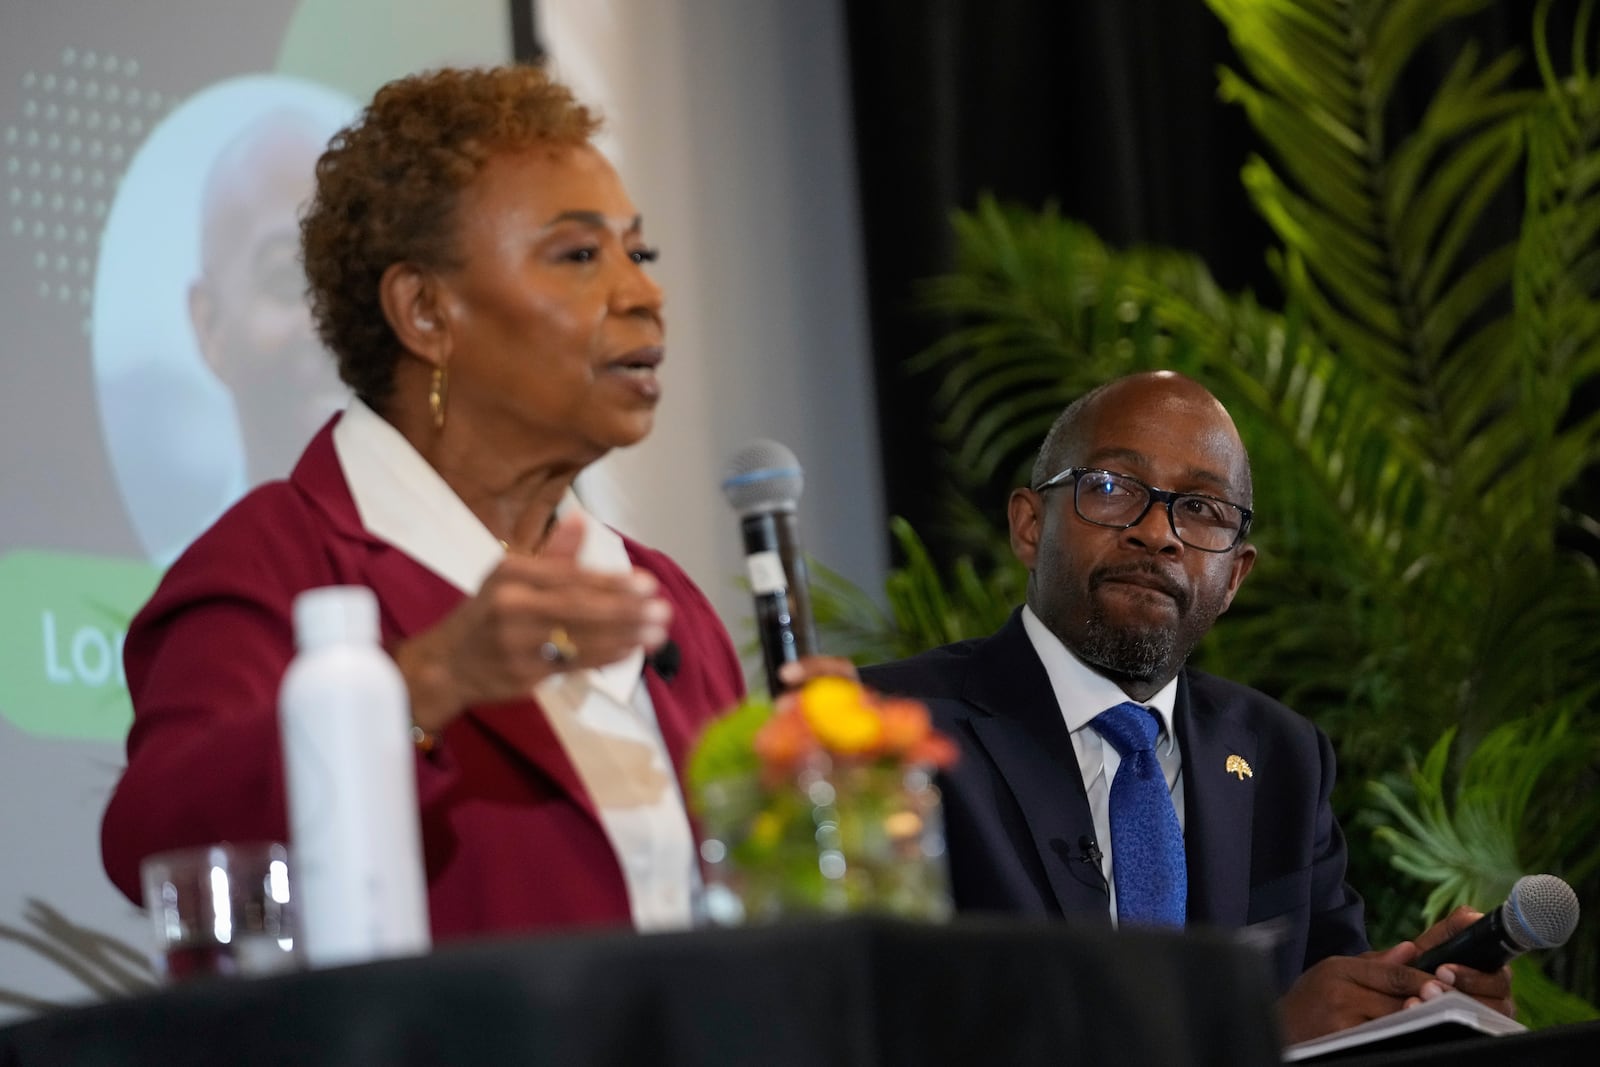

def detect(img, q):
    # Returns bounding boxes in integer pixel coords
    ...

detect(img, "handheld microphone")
[1411,873,1579,973]
[720,440,817,696]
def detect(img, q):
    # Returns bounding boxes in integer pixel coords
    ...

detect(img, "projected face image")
[93,75,357,564]
[188,113,345,484]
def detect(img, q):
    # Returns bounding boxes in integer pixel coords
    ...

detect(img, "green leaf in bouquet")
[685,696,773,804]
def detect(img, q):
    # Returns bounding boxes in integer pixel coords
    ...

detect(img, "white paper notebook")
[1283,990,1525,1062]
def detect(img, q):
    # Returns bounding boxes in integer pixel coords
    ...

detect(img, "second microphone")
[720,439,818,696]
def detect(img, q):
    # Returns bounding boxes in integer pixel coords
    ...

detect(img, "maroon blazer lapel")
[287,419,603,828]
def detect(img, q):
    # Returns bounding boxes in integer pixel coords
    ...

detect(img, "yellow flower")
[797,677,883,756]
[750,809,784,849]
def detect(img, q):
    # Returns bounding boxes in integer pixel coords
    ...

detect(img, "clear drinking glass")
[139,841,300,984]
[697,760,952,925]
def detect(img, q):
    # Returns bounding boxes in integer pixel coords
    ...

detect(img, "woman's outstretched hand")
[394,513,672,735]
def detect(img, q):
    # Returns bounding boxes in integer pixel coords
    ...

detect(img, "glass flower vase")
[697,758,952,925]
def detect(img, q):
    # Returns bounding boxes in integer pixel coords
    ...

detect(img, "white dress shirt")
[1019,605,1184,925]
[333,400,699,931]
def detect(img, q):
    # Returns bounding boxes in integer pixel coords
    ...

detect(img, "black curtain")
[510,1,542,62]
[844,0,1556,565]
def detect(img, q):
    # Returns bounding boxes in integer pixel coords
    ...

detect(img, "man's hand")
[1278,944,1446,1045]
[776,656,860,689]
[1277,906,1514,1046]
[1408,905,1515,1017]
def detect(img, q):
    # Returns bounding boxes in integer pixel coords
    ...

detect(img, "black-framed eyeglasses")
[1033,467,1253,552]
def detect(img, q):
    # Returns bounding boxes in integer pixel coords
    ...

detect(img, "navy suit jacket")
[862,611,1368,992]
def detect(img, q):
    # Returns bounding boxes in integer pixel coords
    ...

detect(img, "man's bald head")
[197,109,327,275]
[1030,371,1253,507]
[189,107,345,483]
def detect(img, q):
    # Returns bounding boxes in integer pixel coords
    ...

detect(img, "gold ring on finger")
[541,626,579,665]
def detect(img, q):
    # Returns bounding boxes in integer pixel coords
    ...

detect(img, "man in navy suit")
[856,371,1512,1043]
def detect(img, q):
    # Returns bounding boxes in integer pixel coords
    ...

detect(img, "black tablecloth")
[0,915,1285,1066]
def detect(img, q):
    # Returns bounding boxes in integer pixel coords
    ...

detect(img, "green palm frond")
[912,202,1186,482]
[1505,960,1600,1029]
[1211,1,1574,627]
[1213,0,1531,438]
[1363,710,1600,908]
[1519,0,1600,448]
[811,517,1025,664]
[1366,709,1600,1026]
[1210,0,1600,735]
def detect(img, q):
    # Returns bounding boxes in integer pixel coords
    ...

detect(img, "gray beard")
[1074,607,1179,683]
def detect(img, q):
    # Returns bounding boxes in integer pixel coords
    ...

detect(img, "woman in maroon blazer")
[101,66,746,940]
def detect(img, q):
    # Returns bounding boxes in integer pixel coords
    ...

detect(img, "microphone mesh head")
[721,439,803,515]
[1504,874,1580,950]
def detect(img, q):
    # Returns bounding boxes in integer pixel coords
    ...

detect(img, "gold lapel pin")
[1226,754,1253,780]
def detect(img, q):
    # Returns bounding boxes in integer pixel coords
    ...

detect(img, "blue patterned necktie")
[1090,701,1186,927]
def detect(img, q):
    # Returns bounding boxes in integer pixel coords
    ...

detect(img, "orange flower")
[905,732,960,769]
[713,678,957,788]
[877,698,932,754]
[753,707,814,775]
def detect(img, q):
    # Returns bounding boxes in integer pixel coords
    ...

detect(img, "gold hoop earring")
[430,365,448,431]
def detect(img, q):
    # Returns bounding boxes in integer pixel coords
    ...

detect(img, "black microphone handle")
[766,508,817,658]
[1411,907,1519,973]
[739,511,801,696]
[751,590,799,696]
